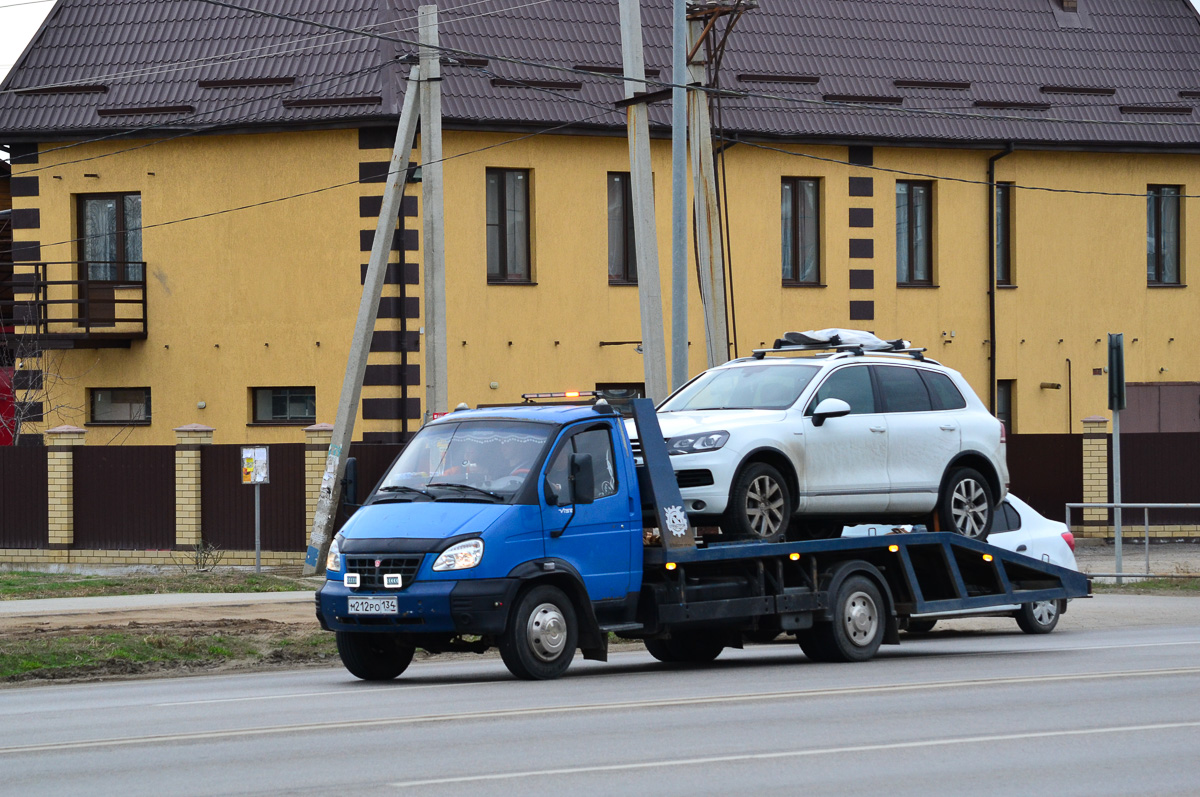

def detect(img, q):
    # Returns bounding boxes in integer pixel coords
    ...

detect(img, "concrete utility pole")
[618,0,669,403]
[687,18,730,368]
[303,68,423,574]
[669,0,689,389]
[420,4,448,421]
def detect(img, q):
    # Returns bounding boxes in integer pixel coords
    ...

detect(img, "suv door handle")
[869,426,886,433]
[940,425,957,431]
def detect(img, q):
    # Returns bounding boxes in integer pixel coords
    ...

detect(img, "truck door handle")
[870,426,886,433]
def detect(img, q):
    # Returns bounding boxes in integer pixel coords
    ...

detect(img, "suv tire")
[724,462,792,542]
[938,467,994,541]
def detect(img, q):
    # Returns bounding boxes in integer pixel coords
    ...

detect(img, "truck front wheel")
[336,632,416,680]
[499,585,578,680]
[798,575,884,663]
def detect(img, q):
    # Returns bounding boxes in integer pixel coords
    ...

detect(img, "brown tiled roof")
[2,0,1200,149]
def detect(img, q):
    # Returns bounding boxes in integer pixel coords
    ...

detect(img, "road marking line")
[4,666,1200,755]
[389,720,1200,788]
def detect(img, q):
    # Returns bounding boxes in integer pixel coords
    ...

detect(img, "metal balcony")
[0,261,147,349]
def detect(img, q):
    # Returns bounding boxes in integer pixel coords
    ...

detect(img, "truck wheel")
[800,575,885,663]
[499,585,578,680]
[335,632,415,681]
[1016,599,1063,634]
[645,633,724,663]
[725,462,792,542]
[937,467,994,541]
[904,618,938,634]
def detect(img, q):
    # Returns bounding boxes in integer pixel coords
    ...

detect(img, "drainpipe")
[987,143,1015,415]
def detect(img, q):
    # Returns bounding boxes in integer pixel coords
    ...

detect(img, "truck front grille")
[344,554,424,589]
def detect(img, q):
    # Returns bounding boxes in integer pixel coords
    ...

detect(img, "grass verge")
[1091,577,1200,595]
[0,571,316,601]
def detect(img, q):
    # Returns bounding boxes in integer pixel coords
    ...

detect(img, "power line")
[0,0,54,9]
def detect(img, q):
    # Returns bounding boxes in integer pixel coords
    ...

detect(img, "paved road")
[3,596,1200,796]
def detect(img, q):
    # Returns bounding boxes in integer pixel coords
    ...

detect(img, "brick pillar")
[305,423,335,536]
[175,424,214,548]
[1081,415,1109,532]
[45,425,86,549]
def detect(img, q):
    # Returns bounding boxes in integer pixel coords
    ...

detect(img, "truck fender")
[816,559,900,646]
[506,559,607,661]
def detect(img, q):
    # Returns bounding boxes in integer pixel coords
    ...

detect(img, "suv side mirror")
[569,453,595,504]
[811,397,852,427]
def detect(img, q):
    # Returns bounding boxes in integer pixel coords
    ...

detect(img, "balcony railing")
[0,261,147,348]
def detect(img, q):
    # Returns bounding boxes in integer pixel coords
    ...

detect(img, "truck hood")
[648,409,789,438]
[339,501,511,542]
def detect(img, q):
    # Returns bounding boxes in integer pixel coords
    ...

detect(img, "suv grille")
[344,555,424,589]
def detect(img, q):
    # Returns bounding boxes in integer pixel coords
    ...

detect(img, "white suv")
[638,336,1008,542]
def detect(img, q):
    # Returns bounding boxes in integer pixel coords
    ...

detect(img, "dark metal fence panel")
[74,446,174,549]
[201,444,305,551]
[0,446,47,548]
[335,443,405,531]
[1006,434,1082,521]
[1113,432,1200,524]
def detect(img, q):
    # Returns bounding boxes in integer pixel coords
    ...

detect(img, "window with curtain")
[782,177,820,285]
[607,172,637,284]
[486,169,531,282]
[80,193,142,282]
[1147,185,1181,285]
[896,181,933,285]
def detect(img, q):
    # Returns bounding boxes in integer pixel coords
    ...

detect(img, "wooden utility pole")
[303,68,423,574]
[687,18,729,368]
[618,0,668,402]
[420,4,448,420]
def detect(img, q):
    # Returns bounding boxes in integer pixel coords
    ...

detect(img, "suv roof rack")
[749,340,930,362]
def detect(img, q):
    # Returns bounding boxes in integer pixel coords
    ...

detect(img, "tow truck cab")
[316,401,645,656]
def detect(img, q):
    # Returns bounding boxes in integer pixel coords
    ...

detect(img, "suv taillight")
[1061,531,1075,552]
[999,421,1007,443]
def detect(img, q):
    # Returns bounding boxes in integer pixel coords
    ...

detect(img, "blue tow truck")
[316,396,1090,680]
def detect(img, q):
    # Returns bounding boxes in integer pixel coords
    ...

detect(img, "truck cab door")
[539,422,633,601]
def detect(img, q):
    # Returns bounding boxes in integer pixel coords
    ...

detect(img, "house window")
[1147,185,1181,285]
[782,177,820,285]
[896,181,933,285]
[90,387,151,424]
[995,182,1013,285]
[252,387,315,423]
[486,168,531,282]
[996,379,1015,433]
[608,172,637,284]
[79,193,143,282]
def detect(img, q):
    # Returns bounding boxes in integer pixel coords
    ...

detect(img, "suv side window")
[875,365,933,413]
[808,365,876,414]
[919,370,967,410]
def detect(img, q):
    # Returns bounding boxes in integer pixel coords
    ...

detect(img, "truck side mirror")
[811,397,852,427]
[569,453,595,504]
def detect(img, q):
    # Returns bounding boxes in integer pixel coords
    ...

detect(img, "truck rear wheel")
[645,633,724,664]
[336,632,415,681]
[499,585,578,680]
[799,575,884,663]
[725,462,792,542]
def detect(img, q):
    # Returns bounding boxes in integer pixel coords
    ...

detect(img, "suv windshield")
[660,363,821,411]
[377,421,552,502]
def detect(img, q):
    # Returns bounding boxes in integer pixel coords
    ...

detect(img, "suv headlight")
[667,431,729,455]
[325,532,344,574]
[433,539,484,571]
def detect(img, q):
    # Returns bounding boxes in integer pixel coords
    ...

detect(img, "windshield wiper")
[426,482,503,501]
[377,485,434,498]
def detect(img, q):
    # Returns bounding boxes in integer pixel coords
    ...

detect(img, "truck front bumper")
[316,578,520,636]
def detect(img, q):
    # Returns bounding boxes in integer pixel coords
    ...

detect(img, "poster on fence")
[241,447,269,485]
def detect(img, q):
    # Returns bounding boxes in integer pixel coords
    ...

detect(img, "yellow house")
[2,0,1199,452]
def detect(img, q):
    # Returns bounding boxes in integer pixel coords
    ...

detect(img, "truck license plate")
[347,596,398,615]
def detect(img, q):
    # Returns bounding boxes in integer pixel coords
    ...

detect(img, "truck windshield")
[377,421,551,502]
[659,363,820,411]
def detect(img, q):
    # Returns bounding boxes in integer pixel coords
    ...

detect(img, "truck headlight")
[325,533,344,574]
[433,539,484,571]
[667,431,729,455]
